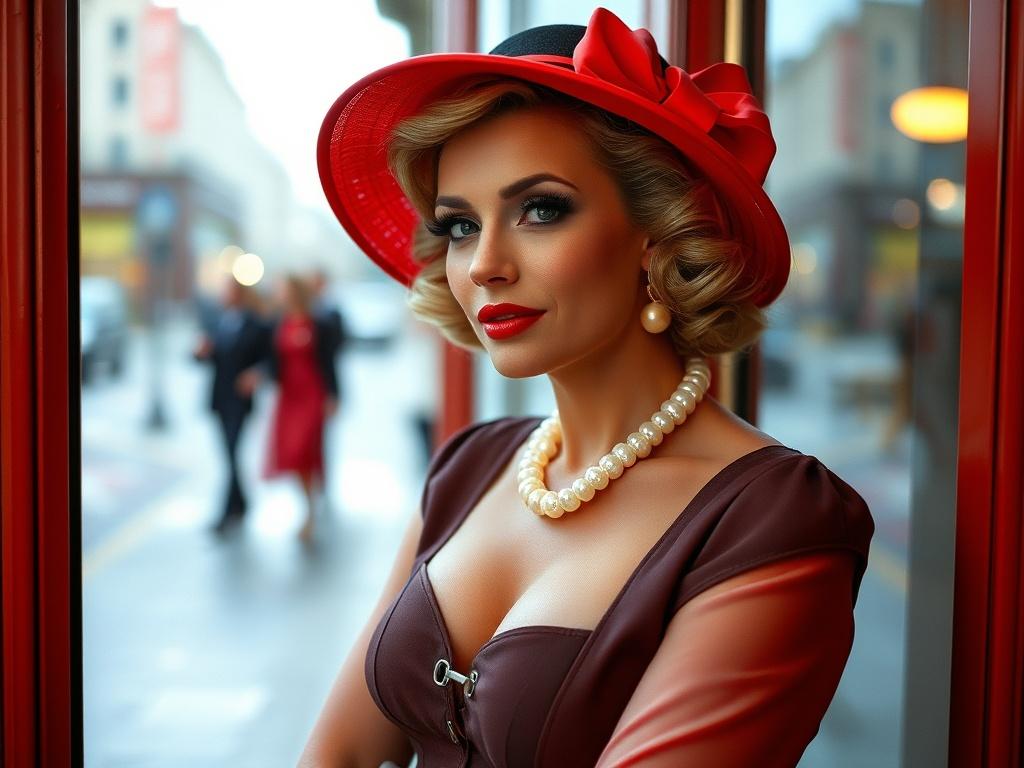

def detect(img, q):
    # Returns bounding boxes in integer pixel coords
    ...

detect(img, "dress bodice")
[364,416,875,767]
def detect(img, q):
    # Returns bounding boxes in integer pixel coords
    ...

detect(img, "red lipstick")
[477,303,546,340]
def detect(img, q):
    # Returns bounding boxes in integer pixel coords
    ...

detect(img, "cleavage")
[422,502,640,673]
[422,561,591,676]
[422,493,589,668]
[424,547,546,672]
[423,443,716,672]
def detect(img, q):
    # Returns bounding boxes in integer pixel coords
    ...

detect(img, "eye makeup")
[426,191,577,242]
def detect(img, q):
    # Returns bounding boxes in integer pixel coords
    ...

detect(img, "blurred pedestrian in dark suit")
[193,277,269,535]
[309,268,348,374]
[263,274,339,543]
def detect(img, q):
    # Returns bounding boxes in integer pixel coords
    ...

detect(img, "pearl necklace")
[516,357,711,518]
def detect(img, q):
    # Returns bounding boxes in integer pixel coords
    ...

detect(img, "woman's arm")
[594,551,858,768]
[297,508,424,768]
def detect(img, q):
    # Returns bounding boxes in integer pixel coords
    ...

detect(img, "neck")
[546,321,688,477]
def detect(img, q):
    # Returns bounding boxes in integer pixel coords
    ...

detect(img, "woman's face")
[275,278,300,312]
[436,106,650,379]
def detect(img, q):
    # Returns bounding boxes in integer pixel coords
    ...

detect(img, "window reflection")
[81,2,434,765]
[763,1,966,766]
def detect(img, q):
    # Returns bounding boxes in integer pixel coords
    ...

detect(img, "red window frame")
[950,0,1024,764]
[1,0,79,764]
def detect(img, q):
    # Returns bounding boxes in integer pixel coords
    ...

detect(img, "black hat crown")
[489,23,669,71]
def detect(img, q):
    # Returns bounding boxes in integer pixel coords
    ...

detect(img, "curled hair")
[388,78,768,357]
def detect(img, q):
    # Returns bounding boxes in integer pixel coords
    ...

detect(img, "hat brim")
[317,53,790,306]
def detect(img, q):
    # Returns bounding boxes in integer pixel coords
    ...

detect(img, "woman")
[264,273,339,542]
[300,9,874,767]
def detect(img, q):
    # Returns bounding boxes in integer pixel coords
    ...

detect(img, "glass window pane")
[81,3,432,765]
[763,2,967,766]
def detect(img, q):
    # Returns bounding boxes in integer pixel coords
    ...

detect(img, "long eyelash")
[424,213,470,238]
[520,192,575,215]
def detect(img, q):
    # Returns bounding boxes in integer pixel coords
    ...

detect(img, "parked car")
[80,276,129,383]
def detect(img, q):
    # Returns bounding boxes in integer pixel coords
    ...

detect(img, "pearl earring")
[640,275,672,334]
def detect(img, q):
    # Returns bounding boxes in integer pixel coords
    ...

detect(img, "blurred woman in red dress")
[264,274,339,542]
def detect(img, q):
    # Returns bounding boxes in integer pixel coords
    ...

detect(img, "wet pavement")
[83,319,428,767]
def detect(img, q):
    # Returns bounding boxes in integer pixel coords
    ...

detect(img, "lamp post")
[136,183,178,431]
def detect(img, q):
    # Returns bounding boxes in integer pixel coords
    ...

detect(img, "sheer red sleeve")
[594,550,858,768]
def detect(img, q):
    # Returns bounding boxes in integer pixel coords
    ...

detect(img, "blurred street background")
[82,314,432,767]
[80,0,964,766]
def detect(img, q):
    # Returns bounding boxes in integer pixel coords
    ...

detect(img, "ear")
[640,236,656,271]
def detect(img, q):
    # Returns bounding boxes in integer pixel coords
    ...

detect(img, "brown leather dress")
[365,415,875,768]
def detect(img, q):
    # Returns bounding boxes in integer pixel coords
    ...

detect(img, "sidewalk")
[83,318,429,767]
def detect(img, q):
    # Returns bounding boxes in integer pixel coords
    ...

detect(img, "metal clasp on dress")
[445,719,461,744]
[433,657,479,698]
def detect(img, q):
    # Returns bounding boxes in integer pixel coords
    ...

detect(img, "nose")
[468,227,518,288]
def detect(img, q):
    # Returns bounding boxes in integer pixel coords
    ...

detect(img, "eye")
[449,220,479,241]
[425,215,479,242]
[523,205,560,223]
[518,193,575,226]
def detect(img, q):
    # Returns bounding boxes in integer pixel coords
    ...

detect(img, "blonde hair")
[388,78,767,357]
[282,273,314,314]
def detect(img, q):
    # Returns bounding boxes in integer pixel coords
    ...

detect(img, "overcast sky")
[157,0,410,209]
[154,0,916,211]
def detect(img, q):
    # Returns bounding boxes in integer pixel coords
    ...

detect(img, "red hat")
[317,7,790,307]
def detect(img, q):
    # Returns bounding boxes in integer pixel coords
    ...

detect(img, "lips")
[477,303,545,323]
[477,303,546,340]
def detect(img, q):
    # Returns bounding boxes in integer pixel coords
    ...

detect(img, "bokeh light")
[891,86,968,143]
[231,252,265,286]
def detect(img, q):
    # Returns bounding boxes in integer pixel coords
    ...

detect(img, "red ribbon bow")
[571,8,776,184]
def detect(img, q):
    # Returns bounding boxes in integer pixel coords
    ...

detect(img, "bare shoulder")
[654,394,785,469]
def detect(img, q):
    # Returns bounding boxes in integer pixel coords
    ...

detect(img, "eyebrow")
[434,172,579,210]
